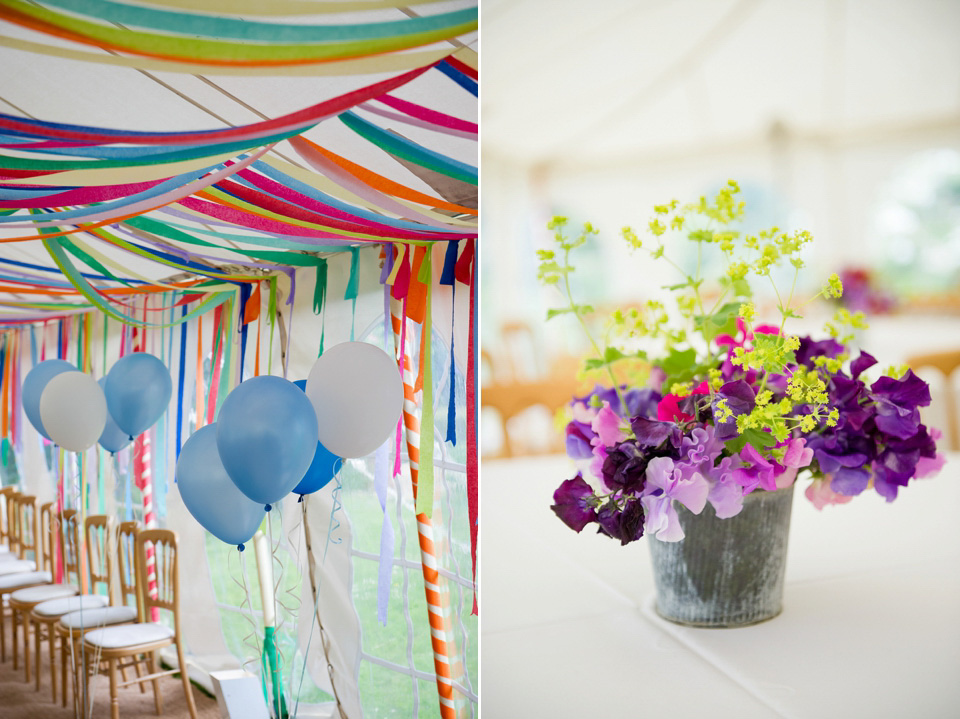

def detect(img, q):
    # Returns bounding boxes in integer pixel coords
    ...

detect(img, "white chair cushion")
[58,605,138,630]
[0,559,36,575]
[0,571,51,591]
[84,622,173,649]
[33,593,108,617]
[10,583,77,603]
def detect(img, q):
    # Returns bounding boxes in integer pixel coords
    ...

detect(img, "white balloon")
[39,371,107,452]
[305,342,404,459]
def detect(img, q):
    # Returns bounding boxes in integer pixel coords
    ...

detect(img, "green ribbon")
[261,626,289,718]
[42,232,233,327]
[35,0,476,43]
[415,250,434,517]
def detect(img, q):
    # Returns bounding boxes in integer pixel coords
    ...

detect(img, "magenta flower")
[641,456,710,541]
[657,381,709,423]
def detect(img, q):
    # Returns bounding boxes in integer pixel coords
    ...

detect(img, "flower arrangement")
[538,181,945,545]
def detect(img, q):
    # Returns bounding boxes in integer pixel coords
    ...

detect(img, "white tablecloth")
[480,452,960,718]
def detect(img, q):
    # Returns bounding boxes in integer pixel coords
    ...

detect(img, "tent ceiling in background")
[482,0,960,170]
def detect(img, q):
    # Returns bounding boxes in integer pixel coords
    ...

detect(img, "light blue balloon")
[292,380,341,496]
[216,376,319,507]
[105,353,172,438]
[176,424,264,549]
[22,359,76,439]
[97,378,131,454]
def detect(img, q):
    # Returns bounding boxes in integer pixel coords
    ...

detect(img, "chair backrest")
[47,508,82,587]
[0,486,14,545]
[907,349,960,450]
[18,496,40,565]
[117,521,139,610]
[39,501,54,571]
[5,490,21,556]
[134,529,180,635]
[85,515,115,604]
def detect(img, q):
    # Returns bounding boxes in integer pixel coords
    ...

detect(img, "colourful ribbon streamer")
[0,1,477,66]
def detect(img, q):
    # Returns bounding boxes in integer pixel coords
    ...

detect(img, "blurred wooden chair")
[82,529,197,719]
[907,349,960,450]
[0,496,53,663]
[0,486,15,555]
[31,514,114,700]
[59,520,140,709]
[0,489,36,576]
[9,507,81,684]
[482,333,588,458]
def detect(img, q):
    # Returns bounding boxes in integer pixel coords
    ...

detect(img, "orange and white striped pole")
[390,296,459,719]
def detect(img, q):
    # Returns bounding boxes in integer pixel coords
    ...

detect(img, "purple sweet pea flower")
[601,441,650,493]
[850,351,877,379]
[869,370,931,440]
[564,420,595,460]
[712,380,756,440]
[806,431,874,476]
[640,456,710,541]
[795,336,845,368]
[829,467,872,496]
[630,416,683,451]
[550,475,597,532]
[596,496,646,545]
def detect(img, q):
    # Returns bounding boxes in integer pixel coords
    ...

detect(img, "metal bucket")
[648,484,795,627]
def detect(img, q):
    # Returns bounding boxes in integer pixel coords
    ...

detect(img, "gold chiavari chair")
[0,496,53,663]
[8,507,81,683]
[59,520,140,709]
[83,529,197,719]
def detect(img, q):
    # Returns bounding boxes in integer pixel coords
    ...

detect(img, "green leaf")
[725,434,749,454]
[546,307,573,320]
[603,346,626,363]
[659,347,697,376]
[743,427,778,451]
[694,301,740,342]
[583,358,604,370]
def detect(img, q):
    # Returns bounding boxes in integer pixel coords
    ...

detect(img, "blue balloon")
[176,424,264,548]
[105,353,172,438]
[216,376,319,507]
[22,359,76,440]
[293,441,341,497]
[292,380,341,496]
[97,378,131,454]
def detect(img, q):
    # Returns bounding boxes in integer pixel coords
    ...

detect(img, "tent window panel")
[357,661,416,719]
[350,557,410,667]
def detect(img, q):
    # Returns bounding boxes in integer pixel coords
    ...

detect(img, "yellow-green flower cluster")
[824,308,869,343]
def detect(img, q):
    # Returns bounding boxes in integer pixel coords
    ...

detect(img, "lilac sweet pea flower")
[704,455,744,518]
[640,456,709,541]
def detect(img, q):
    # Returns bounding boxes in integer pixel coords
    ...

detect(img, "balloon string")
[266,509,290,715]
[230,547,265,678]
[322,470,343,564]
[294,465,347,719]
